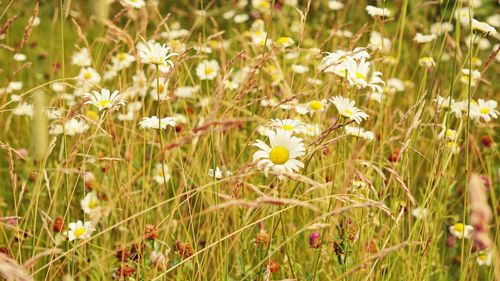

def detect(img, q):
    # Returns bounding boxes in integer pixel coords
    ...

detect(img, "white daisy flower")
[269,119,305,134]
[413,33,436,43]
[78,67,101,86]
[471,99,499,122]
[13,102,33,117]
[300,123,322,137]
[477,250,493,266]
[369,31,391,53]
[137,40,178,68]
[196,60,220,80]
[451,101,467,118]
[344,57,384,93]
[111,52,135,71]
[7,81,23,93]
[153,163,170,184]
[13,53,27,62]
[438,128,458,141]
[365,5,391,17]
[418,57,435,68]
[465,35,491,50]
[132,71,149,97]
[285,52,299,60]
[251,30,271,46]
[253,129,306,178]
[51,82,65,92]
[330,96,369,124]
[139,116,176,129]
[174,86,200,98]
[368,92,383,104]
[49,118,89,136]
[222,10,236,19]
[71,48,92,67]
[328,1,344,10]
[320,48,371,75]
[411,207,429,219]
[434,95,454,109]
[291,64,309,74]
[430,22,454,36]
[252,0,270,12]
[460,68,481,87]
[234,14,249,23]
[65,220,95,241]
[344,125,375,141]
[150,77,169,101]
[386,78,405,94]
[84,89,126,111]
[448,223,473,239]
[80,192,100,215]
[276,37,295,48]
[295,99,329,115]
[160,22,189,39]
[467,19,497,36]
[260,97,279,108]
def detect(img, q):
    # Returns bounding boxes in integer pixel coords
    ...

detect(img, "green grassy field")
[0,0,499,280]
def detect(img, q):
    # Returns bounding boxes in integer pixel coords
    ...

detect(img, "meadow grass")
[0,0,499,280]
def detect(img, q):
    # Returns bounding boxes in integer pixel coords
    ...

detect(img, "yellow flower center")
[309,100,323,111]
[480,108,490,114]
[269,146,289,165]
[84,72,92,79]
[277,37,291,46]
[343,109,353,117]
[453,223,464,233]
[88,198,99,209]
[356,72,366,81]
[259,1,270,8]
[478,253,487,261]
[447,141,458,149]
[204,67,213,75]
[445,130,456,138]
[156,168,164,177]
[117,53,127,61]
[74,227,86,238]
[99,99,111,108]
[281,125,294,131]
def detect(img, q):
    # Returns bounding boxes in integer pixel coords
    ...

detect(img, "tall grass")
[0,0,498,280]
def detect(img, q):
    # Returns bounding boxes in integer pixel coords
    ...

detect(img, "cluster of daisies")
[253,94,372,178]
